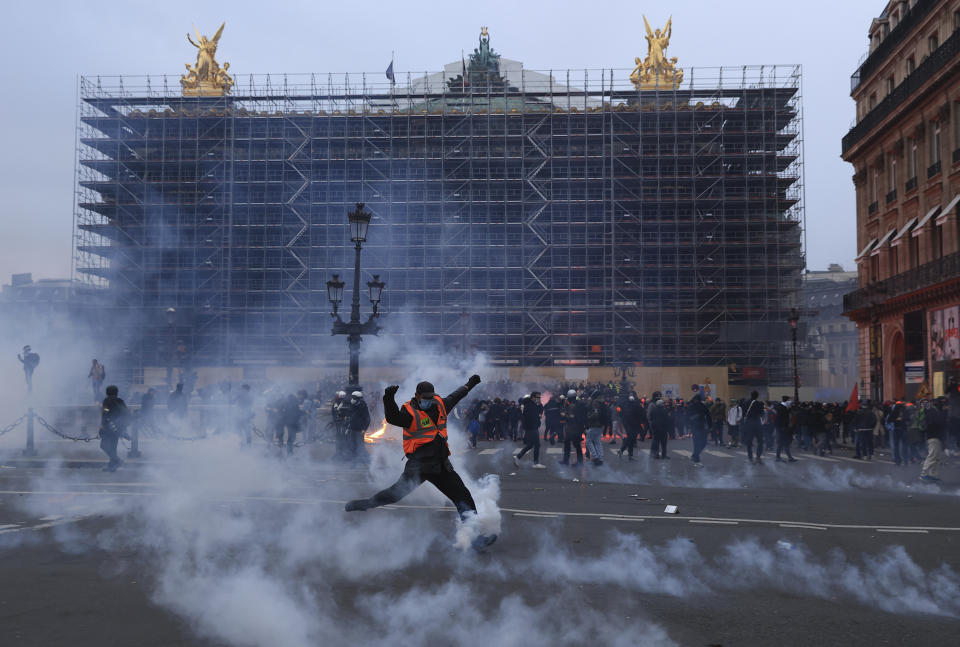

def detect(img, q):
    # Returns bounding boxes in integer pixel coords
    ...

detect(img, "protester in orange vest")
[344,374,497,549]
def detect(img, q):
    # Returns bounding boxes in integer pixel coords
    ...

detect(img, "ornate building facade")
[843,0,960,401]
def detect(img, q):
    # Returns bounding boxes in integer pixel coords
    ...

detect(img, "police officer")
[347,390,371,462]
[344,375,497,550]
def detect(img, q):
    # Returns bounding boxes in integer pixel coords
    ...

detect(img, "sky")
[0,0,875,283]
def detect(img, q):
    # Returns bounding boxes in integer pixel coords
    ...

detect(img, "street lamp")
[788,307,800,403]
[329,204,385,388]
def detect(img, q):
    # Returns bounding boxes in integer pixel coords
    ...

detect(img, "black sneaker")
[472,533,498,551]
[345,499,371,512]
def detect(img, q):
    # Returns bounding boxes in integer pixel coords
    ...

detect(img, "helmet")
[351,391,363,398]
[567,389,576,398]
[337,391,346,398]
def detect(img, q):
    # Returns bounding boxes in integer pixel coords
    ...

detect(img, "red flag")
[845,384,859,412]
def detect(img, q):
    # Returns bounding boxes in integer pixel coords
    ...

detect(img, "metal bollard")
[128,423,141,459]
[23,408,37,457]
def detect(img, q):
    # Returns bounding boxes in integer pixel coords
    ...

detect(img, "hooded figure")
[346,390,371,462]
[17,345,40,392]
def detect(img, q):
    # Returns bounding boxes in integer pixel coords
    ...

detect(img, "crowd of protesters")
[456,378,960,483]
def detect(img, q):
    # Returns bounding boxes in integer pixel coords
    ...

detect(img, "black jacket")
[521,398,543,431]
[100,396,128,437]
[384,382,474,468]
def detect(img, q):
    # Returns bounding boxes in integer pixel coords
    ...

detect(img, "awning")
[891,216,918,245]
[870,227,898,255]
[912,204,941,237]
[856,237,878,261]
[936,193,960,224]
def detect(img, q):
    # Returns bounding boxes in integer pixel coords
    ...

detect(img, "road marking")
[689,519,739,525]
[779,523,827,531]
[704,450,732,458]
[673,449,692,457]
[876,528,929,534]
[513,512,558,519]
[545,448,563,455]
[478,449,501,455]
[599,516,645,522]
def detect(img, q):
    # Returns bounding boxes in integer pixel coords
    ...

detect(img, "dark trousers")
[892,427,908,464]
[691,428,707,462]
[100,433,120,467]
[517,428,541,463]
[563,431,583,464]
[651,429,668,458]
[545,422,563,444]
[619,426,639,457]
[776,429,794,460]
[277,423,299,454]
[368,462,477,521]
[728,424,740,446]
[743,422,763,460]
[855,429,874,458]
[710,421,723,445]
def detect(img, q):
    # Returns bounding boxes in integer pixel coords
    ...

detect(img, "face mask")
[419,398,435,409]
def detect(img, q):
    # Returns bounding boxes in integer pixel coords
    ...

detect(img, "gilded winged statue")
[181,22,233,96]
[630,15,683,89]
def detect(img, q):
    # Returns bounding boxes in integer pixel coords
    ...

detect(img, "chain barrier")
[35,415,98,442]
[0,416,25,437]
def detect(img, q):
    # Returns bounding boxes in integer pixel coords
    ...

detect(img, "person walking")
[726,398,742,448]
[17,346,40,393]
[774,396,797,463]
[584,394,608,465]
[686,390,711,468]
[560,390,586,466]
[514,392,546,469]
[99,385,129,472]
[344,375,497,550]
[648,391,671,460]
[89,359,106,402]
[853,401,877,460]
[920,398,947,483]
[742,391,765,464]
[709,397,726,446]
[543,394,563,445]
[617,393,647,460]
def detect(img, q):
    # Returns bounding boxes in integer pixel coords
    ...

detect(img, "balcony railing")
[844,250,960,312]
[843,26,960,155]
[928,160,942,178]
[906,176,918,192]
[868,201,879,215]
[886,189,897,204]
[850,0,937,93]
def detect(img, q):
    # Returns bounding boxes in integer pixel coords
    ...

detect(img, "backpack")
[911,407,927,435]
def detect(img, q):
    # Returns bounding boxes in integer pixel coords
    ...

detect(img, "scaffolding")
[73,61,804,378]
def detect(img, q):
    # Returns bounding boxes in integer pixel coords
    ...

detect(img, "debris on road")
[664,505,678,514]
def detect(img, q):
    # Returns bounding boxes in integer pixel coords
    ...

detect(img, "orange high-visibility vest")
[402,396,448,455]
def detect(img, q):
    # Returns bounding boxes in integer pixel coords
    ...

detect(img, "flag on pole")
[845,384,859,412]
[385,59,395,84]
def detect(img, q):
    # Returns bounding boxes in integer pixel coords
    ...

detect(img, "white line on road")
[478,449,501,455]
[876,528,929,534]
[689,519,739,525]
[704,450,732,458]
[779,523,827,531]
[514,512,558,518]
[673,450,692,457]
[545,448,563,455]
[599,516,645,522]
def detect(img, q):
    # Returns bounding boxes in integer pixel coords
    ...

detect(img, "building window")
[929,32,940,54]
[954,103,960,152]
[886,75,895,95]
[934,223,944,259]
[930,122,941,165]
[909,137,918,180]
[869,93,877,110]
[870,255,880,282]
[954,10,960,31]
[871,168,879,203]
[906,55,916,74]
[888,155,897,190]
[910,234,920,268]
[890,245,899,275]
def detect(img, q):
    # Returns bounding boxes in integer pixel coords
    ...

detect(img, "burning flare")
[364,418,388,444]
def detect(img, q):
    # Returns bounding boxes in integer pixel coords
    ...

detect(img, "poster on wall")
[931,309,946,361]
[905,361,925,384]
[944,306,960,359]
[661,384,679,399]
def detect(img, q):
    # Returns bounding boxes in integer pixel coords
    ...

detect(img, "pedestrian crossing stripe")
[545,448,563,454]
[478,448,501,455]
[704,450,732,458]
[807,454,840,462]
[673,449,692,457]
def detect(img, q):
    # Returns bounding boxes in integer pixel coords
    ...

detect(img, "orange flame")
[364,418,388,443]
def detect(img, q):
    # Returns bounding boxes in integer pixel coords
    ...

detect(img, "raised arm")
[443,374,481,411]
[383,385,412,428]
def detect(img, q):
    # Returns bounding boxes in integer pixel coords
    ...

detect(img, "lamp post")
[788,308,800,403]
[165,307,176,392]
[327,203,384,388]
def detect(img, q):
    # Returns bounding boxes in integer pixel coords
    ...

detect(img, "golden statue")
[630,15,683,90]
[180,22,234,96]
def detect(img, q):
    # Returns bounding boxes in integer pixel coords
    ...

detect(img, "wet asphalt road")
[0,436,958,646]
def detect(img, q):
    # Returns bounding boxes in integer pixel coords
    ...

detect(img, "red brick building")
[843,0,960,401]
